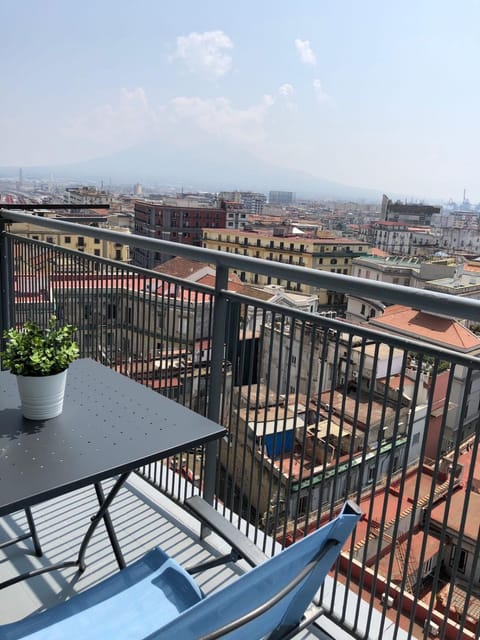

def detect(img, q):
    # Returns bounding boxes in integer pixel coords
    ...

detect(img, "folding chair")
[0,501,361,640]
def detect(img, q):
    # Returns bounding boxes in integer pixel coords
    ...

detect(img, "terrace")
[1,208,480,639]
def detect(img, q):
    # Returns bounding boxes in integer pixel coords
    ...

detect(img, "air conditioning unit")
[381,592,394,608]
[424,620,439,637]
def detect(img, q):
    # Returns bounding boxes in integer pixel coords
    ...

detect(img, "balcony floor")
[0,473,346,639]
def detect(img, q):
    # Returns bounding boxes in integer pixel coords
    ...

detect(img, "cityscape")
[1,2,480,640]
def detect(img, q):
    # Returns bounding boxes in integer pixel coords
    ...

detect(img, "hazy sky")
[1,1,480,201]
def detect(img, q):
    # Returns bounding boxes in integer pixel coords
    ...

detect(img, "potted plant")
[1,315,79,420]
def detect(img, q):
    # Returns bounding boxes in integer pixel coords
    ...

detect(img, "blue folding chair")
[0,501,361,640]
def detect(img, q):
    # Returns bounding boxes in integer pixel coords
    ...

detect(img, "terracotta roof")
[153,257,208,278]
[370,305,480,352]
[430,490,480,544]
[370,247,390,257]
[197,273,244,292]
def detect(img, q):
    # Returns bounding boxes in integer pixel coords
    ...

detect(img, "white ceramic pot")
[16,369,68,420]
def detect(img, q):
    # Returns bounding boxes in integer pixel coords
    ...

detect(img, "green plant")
[1,316,79,376]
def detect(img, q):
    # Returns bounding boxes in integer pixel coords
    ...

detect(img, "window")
[450,546,468,573]
[107,304,117,320]
[115,249,122,260]
[298,495,309,515]
[64,236,71,244]
[361,304,366,315]
[94,249,100,256]
[77,237,84,246]
[330,258,337,265]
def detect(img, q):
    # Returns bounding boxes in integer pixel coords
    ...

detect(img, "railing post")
[0,217,13,360]
[203,264,229,505]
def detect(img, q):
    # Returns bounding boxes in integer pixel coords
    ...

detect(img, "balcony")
[2,209,480,639]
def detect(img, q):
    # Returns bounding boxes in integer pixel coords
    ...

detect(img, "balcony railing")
[2,208,480,640]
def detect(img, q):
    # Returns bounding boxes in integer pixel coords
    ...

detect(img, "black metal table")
[0,358,226,587]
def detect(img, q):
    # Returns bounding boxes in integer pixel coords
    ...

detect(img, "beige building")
[203,227,370,306]
[12,211,131,262]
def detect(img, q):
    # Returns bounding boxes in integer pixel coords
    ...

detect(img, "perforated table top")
[0,359,225,515]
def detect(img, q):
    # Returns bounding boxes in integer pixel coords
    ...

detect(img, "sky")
[1,0,480,201]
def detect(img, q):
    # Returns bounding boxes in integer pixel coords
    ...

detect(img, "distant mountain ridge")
[0,139,382,201]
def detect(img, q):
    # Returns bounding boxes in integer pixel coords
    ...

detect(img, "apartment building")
[381,194,440,225]
[218,190,266,214]
[11,211,130,262]
[370,305,480,454]
[202,227,370,306]
[269,190,295,205]
[65,186,112,207]
[134,200,226,268]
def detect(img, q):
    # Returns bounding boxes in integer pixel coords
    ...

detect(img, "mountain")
[0,139,381,201]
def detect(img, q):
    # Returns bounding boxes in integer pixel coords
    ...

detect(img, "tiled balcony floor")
[0,474,340,639]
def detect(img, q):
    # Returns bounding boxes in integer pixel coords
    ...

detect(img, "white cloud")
[278,83,294,97]
[59,88,276,161]
[172,30,233,78]
[63,88,163,153]
[313,79,330,104]
[170,94,274,145]
[294,39,316,65]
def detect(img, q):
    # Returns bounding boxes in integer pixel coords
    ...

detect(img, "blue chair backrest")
[149,500,361,640]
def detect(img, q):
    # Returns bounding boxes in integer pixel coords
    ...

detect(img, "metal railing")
[2,208,480,640]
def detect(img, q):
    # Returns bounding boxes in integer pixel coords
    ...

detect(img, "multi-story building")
[220,201,249,230]
[381,194,440,226]
[134,200,226,268]
[372,221,415,255]
[64,186,112,207]
[12,210,130,262]
[202,227,370,306]
[269,191,295,205]
[369,305,480,454]
[218,191,266,215]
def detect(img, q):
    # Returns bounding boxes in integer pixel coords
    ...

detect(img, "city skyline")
[1,1,479,201]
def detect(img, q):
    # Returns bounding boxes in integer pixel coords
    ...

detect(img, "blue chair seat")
[0,549,202,640]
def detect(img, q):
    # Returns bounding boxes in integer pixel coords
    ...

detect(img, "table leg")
[76,471,130,572]
[93,481,127,570]
[25,506,43,557]
[0,472,131,589]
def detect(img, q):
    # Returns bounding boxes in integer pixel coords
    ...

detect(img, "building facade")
[203,228,370,306]
[269,191,295,205]
[134,200,226,268]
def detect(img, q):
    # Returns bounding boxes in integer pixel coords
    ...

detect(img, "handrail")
[3,207,480,322]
